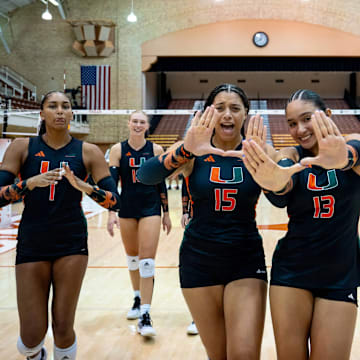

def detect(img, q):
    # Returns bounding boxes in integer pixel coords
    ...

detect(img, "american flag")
[81,65,111,110]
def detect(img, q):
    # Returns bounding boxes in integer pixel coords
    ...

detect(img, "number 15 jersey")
[183,152,264,261]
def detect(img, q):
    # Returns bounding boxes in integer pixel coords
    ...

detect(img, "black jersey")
[17,136,88,258]
[271,146,360,289]
[183,151,264,261]
[118,140,161,218]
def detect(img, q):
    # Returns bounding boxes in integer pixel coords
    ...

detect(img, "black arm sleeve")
[264,158,298,208]
[109,166,120,184]
[157,180,169,213]
[0,170,29,208]
[89,175,121,211]
[137,144,193,185]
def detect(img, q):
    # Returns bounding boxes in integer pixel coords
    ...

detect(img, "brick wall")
[0,0,358,143]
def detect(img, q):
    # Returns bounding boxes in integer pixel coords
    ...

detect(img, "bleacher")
[148,99,195,149]
[0,66,40,110]
[267,98,360,149]
[0,94,40,110]
[146,134,180,150]
[153,99,195,136]
[150,98,359,151]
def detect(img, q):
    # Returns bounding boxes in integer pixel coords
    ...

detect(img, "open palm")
[243,140,304,192]
[183,106,225,157]
[300,111,347,169]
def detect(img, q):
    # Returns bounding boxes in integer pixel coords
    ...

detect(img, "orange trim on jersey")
[257,224,288,231]
[184,176,194,218]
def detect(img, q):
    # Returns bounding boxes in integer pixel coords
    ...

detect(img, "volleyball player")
[0,91,120,360]
[241,89,360,359]
[107,110,171,337]
[137,84,268,360]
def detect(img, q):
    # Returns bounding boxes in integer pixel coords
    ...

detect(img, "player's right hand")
[107,211,120,237]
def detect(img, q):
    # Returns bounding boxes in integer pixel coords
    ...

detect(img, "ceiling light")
[42,1,52,20]
[127,0,137,22]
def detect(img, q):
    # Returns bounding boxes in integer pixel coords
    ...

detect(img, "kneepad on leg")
[126,255,139,271]
[17,336,45,358]
[139,258,155,278]
[54,338,77,360]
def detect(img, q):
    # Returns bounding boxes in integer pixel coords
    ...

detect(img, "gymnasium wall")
[0,0,358,143]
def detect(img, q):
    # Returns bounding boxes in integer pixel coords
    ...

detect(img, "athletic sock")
[140,304,151,316]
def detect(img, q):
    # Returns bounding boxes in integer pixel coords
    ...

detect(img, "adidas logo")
[204,155,215,162]
[35,151,45,157]
[126,151,132,156]
[348,293,355,301]
[256,269,266,274]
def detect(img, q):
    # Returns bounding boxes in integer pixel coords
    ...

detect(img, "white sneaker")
[137,312,156,337]
[187,321,199,335]
[127,296,141,320]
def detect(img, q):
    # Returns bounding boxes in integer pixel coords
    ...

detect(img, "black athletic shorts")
[118,192,161,219]
[270,281,358,306]
[179,244,267,288]
[15,249,88,265]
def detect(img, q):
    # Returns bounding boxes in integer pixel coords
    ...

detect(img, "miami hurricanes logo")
[209,167,243,184]
[129,157,146,183]
[129,157,146,168]
[307,169,338,191]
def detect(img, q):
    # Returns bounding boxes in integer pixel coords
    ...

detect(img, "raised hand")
[224,114,268,158]
[245,114,267,149]
[243,140,304,192]
[183,106,225,157]
[300,111,347,169]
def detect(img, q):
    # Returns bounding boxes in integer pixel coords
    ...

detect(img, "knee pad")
[127,255,139,271]
[54,337,77,360]
[17,336,44,357]
[139,258,155,278]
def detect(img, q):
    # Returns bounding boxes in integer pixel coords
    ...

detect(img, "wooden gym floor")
[0,184,360,359]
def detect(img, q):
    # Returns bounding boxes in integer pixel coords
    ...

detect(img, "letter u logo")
[307,169,338,191]
[209,167,243,184]
[129,157,146,168]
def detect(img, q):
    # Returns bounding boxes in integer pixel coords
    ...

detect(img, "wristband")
[340,145,358,171]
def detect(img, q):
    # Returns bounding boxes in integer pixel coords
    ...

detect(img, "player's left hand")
[245,113,267,149]
[62,164,91,193]
[243,139,305,192]
[162,212,172,235]
[224,114,268,158]
[300,111,348,169]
